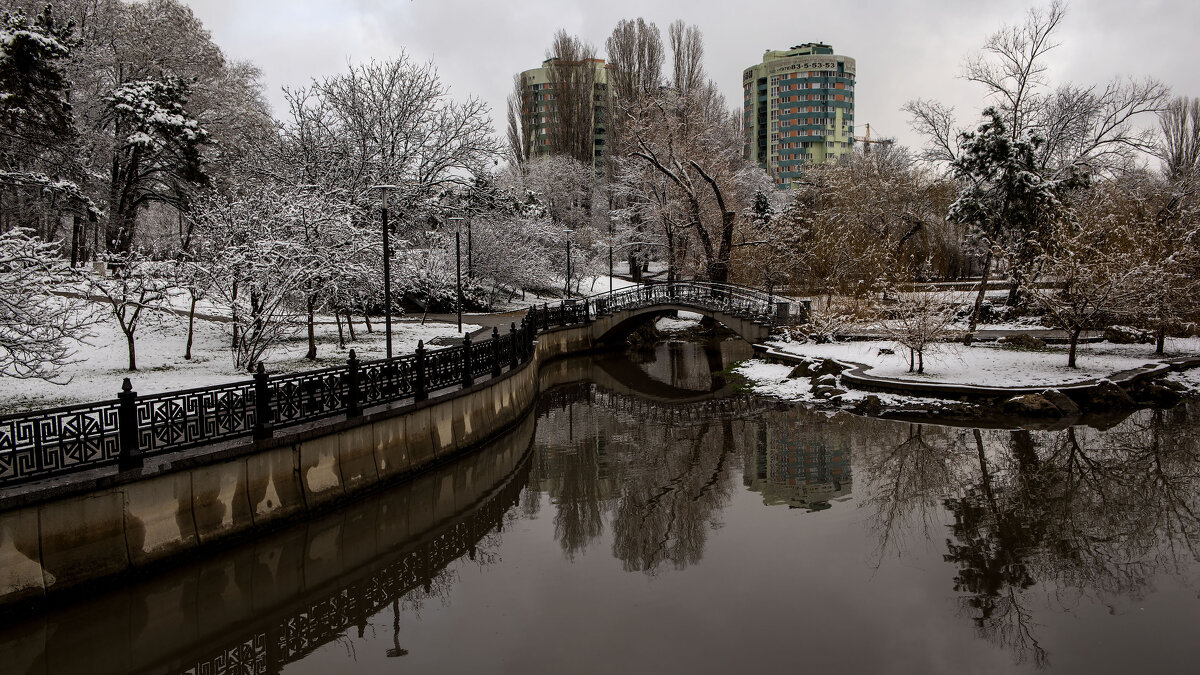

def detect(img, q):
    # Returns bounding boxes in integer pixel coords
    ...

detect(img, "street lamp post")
[371,185,403,360]
[565,240,572,298]
[456,230,463,333]
[449,217,464,333]
[467,217,473,278]
[382,206,393,359]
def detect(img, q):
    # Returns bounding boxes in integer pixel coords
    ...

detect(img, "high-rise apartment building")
[516,58,614,172]
[742,43,856,187]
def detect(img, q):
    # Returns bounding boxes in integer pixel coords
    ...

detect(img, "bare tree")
[82,251,169,371]
[544,31,600,166]
[606,18,664,102]
[667,20,704,97]
[506,73,534,166]
[1159,97,1200,184]
[880,285,961,374]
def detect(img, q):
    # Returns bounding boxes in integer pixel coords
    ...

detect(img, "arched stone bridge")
[582,281,806,346]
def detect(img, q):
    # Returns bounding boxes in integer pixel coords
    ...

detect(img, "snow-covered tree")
[0,4,97,233]
[1028,220,1140,368]
[102,77,210,252]
[81,250,169,371]
[0,228,89,381]
[194,181,325,370]
[905,0,1167,317]
[950,107,1086,343]
[880,284,961,374]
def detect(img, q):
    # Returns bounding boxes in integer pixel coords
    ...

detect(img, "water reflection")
[0,411,537,675]
[856,406,1200,668]
[3,336,1200,673]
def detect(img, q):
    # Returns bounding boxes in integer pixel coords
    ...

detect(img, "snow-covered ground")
[479,274,638,312]
[655,311,704,334]
[762,338,1200,388]
[733,360,958,407]
[1,304,477,413]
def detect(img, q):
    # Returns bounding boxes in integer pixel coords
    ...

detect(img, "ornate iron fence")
[0,282,785,487]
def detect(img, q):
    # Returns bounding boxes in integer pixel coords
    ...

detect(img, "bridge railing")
[589,280,804,326]
[0,281,786,488]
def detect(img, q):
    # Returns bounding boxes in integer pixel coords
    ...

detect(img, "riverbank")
[733,336,1200,418]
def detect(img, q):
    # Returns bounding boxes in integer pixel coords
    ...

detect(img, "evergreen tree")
[950,107,1086,342]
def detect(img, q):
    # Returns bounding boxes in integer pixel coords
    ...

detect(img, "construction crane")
[854,123,893,154]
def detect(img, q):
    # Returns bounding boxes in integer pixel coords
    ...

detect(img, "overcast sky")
[181,0,1199,154]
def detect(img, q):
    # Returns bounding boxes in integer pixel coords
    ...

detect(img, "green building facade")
[742,43,856,187]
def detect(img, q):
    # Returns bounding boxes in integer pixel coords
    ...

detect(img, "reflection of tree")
[856,403,1200,669]
[860,423,964,560]
[610,418,737,573]
[530,384,741,573]
[942,429,1048,668]
[938,408,1200,669]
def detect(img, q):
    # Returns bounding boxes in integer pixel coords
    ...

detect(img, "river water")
[3,337,1200,674]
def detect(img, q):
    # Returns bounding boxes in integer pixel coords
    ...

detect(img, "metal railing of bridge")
[0,281,798,487]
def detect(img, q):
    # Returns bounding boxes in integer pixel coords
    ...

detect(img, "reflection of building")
[742,42,856,187]
[744,411,852,511]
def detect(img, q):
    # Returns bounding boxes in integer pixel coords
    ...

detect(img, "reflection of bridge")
[540,386,776,425]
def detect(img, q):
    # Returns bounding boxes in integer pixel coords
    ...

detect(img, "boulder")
[814,374,838,387]
[1104,325,1153,345]
[787,360,816,378]
[1002,394,1061,417]
[1075,380,1137,411]
[1001,334,1047,350]
[812,385,846,399]
[1128,379,1183,407]
[1041,388,1080,416]
[813,359,848,378]
[854,395,883,415]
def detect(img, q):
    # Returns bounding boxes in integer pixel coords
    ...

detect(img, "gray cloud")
[183,0,1199,158]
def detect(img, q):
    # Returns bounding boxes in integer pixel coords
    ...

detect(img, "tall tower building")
[742,43,856,187]
[516,58,614,173]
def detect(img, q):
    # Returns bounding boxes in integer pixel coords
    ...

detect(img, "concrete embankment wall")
[0,321,597,611]
[0,412,536,675]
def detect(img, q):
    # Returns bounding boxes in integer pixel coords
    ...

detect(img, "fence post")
[461,334,474,388]
[509,322,518,370]
[118,378,142,471]
[415,340,428,402]
[254,362,273,440]
[491,326,502,378]
[542,303,549,331]
[346,349,361,418]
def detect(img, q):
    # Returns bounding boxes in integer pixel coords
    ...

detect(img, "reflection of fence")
[0,282,786,487]
[540,384,776,424]
[175,437,533,675]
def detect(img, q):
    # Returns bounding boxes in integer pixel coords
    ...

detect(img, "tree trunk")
[1067,327,1082,368]
[346,311,356,341]
[917,348,924,374]
[364,313,373,333]
[1156,324,1166,355]
[335,312,345,350]
[185,295,197,360]
[125,329,137,371]
[305,297,317,360]
[964,248,994,346]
